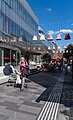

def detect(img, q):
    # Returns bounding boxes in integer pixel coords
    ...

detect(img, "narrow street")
[0,70,72,120]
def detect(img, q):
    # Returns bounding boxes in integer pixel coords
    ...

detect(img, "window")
[3,15,8,33]
[0,12,3,31]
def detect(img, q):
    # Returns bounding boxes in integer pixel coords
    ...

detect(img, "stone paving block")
[0,105,7,109]
[18,93,35,101]
[7,90,21,97]
[0,97,24,105]
[31,99,45,105]
[22,101,43,108]
[0,71,62,120]
[28,89,39,93]
[0,114,9,120]
[0,108,15,117]
[7,112,36,120]
[19,104,41,114]
[0,108,36,120]
[0,101,19,111]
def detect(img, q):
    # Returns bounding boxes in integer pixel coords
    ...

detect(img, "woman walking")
[20,57,29,91]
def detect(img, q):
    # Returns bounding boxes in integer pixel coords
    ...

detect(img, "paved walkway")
[36,71,65,120]
[58,71,73,120]
[0,80,45,120]
[0,65,38,85]
[0,71,61,120]
[0,70,73,120]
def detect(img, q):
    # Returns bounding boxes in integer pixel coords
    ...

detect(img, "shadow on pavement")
[60,72,73,107]
[28,71,62,103]
[59,72,73,119]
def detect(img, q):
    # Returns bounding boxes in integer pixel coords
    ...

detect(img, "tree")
[42,53,51,63]
[63,44,73,61]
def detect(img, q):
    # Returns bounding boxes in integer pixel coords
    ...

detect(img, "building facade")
[52,42,62,61]
[38,26,53,57]
[0,0,38,66]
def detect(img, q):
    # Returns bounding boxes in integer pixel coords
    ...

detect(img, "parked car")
[36,62,43,69]
[29,61,36,66]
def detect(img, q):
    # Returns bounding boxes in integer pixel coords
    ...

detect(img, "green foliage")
[42,53,51,63]
[63,45,73,59]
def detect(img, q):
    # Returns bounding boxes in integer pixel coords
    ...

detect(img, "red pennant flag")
[65,33,71,40]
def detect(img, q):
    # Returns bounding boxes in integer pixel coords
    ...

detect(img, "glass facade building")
[38,26,53,56]
[0,0,38,66]
[0,0,38,42]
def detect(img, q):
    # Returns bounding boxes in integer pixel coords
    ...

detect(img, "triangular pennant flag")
[47,34,53,41]
[65,33,71,40]
[56,34,62,40]
[62,45,67,49]
[32,35,38,41]
[40,35,45,41]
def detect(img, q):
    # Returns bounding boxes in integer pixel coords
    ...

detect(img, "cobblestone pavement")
[0,71,61,120]
[58,71,73,120]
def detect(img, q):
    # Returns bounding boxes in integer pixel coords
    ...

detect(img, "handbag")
[16,75,21,84]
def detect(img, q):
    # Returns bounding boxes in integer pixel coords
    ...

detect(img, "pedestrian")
[3,62,13,76]
[71,56,73,79]
[64,62,68,75]
[19,57,29,91]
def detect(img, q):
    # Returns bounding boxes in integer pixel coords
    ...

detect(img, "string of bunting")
[39,33,71,41]
[47,33,71,41]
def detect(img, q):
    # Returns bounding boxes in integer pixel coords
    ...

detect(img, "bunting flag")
[32,35,38,41]
[40,34,45,41]
[47,34,53,41]
[64,33,71,40]
[56,34,62,40]
[62,45,67,49]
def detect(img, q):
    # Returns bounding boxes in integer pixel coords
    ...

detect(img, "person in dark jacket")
[3,62,13,76]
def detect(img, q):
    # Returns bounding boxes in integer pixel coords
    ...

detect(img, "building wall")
[38,26,53,56]
[0,0,38,42]
[19,0,38,23]
[0,0,39,66]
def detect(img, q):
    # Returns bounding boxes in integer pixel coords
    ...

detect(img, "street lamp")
[63,51,65,53]
[66,50,68,53]
[58,46,60,49]
[48,46,51,50]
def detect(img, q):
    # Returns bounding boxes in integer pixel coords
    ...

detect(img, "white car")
[36,62,43,68]
[29,61,37,66]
